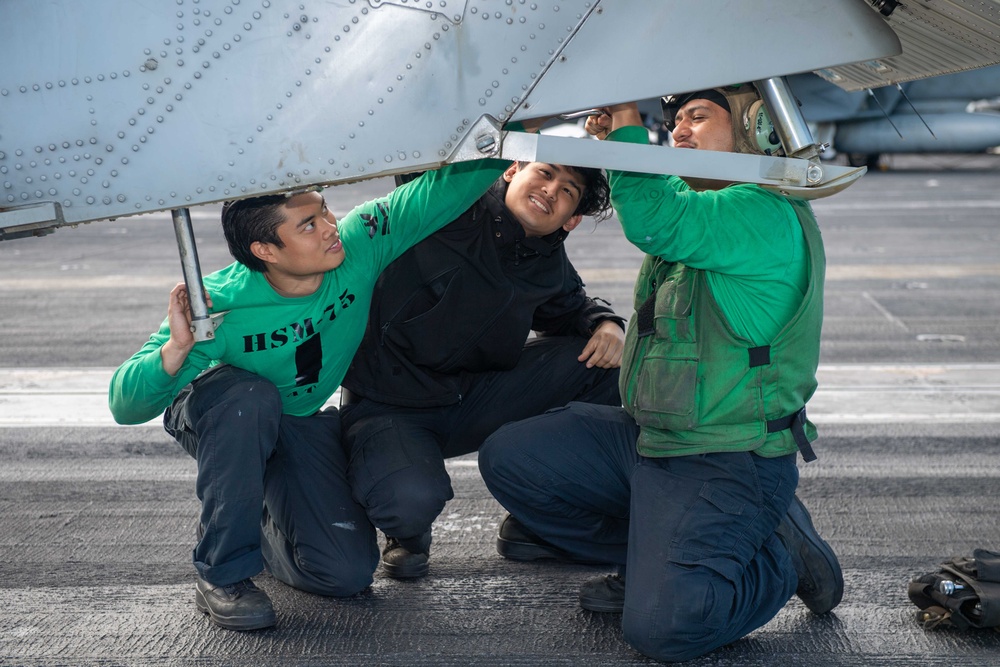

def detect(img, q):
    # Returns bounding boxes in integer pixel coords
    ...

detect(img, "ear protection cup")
[745,100,782,155]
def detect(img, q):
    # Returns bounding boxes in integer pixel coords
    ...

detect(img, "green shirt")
[606,126,809,346]
[109,158,508,424]
[607,125,823,458]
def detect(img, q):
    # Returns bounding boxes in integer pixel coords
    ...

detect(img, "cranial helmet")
[660,84,783,156]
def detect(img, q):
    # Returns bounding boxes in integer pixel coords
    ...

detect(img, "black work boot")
[195,576,276,631]
[382,535,430,579]
[775,495,844,615]
[579,573,625,613]
[496,513,603,564]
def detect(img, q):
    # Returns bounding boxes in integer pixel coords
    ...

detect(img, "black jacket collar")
[484,180,569,256]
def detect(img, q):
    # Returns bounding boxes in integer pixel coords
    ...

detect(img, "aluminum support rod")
[755,77,818,160]
[170,208,215,342]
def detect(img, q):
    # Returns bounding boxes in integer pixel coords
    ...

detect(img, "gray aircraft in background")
[786,65,1000,167]
[570,66,1000,170]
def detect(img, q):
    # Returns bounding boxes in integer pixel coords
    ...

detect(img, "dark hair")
[220,194,288,272]
[569,165,612,222]
[515,161,612,223]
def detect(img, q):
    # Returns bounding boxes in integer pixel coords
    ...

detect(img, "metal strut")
[170,208,217,342]
[755,77,820,160]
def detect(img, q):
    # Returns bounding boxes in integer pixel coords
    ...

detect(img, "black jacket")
[342,180,625,407]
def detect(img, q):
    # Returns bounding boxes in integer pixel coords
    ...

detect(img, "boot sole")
[195,588,276,631]
[497,535,604,565]
[382,560,430,579]
[785,498,844,615]
[579,594,624,614]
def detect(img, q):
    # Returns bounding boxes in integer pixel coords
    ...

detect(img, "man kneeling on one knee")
[479,86,844,663]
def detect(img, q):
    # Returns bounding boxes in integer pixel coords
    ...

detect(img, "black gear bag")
[908,548,1000,631]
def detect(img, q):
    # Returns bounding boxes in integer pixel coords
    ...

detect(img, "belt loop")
[791,408,817,462]
[766,407,817,462]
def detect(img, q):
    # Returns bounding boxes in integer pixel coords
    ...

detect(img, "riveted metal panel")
[3,0,995,232]
[0,0,600,227]
[817,0,1000,91]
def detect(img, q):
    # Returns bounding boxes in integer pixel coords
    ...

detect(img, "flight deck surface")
[1,154,999,666]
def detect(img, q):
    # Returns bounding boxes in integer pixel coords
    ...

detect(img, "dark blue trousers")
[479,401,800,663]
[164,365,378,596]
[340,336,621,553]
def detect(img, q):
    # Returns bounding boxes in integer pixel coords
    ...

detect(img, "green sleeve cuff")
[138,347,180,391]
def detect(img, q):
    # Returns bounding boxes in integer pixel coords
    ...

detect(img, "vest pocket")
[654,269,695,342]
[631,346,698,429]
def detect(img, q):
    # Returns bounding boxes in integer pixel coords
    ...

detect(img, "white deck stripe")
[1,364,999,427]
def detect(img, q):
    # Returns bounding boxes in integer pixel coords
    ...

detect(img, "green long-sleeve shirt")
[109,158,508,424]
[607,125,824,458]
[606,125,810,345]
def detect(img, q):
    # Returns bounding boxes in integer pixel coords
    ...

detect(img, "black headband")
[683,89,730,114]
[660,89,732,132]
